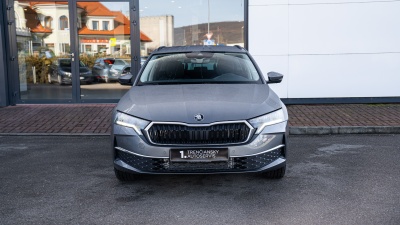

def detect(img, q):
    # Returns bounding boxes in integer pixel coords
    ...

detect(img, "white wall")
[140,15,175,55]
[249,0,400,99]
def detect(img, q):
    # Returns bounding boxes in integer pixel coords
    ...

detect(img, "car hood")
[111,65,126,71]
[117,84,283,124]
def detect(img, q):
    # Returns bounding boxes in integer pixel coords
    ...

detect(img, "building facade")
[1,0,399,106]
[249,0,400,104]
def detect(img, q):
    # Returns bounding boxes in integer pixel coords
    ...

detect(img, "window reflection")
[59,15,69,30]
[44,16,53,29]
[102,21,109,30]
[15,1,73,100]
[12,0,245,101]
[77,1,147,99]
[92,21,99,30]
[14,0,141,100]
[139,0,245,57]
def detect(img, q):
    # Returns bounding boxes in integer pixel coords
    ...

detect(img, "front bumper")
[112,121,288,174]
[108,73,121,81]
[59,75,93,84]
[80,75,94,83]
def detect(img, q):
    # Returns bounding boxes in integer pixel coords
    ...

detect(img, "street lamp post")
[208,0,210,35]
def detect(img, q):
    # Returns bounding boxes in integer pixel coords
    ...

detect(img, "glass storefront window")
[78,1,132,100]
[15,1,73,100]
[11,0,246,103]
[139,0,245,57]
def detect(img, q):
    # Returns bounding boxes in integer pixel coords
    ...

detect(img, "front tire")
[57,75,63,85]
[114,168,139,182]
[262,166,286,179]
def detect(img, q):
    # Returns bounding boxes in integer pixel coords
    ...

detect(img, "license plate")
[170,148,228,162]
[80,77,84,80]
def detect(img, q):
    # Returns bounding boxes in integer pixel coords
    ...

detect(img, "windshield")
[59,59,87,68]
[114,59,131,65]
[111,59,131,71]
[138,52,263,85]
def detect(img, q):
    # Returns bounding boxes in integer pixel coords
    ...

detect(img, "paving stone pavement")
[0,104,115,134]
[287,104,400,134]
[0,103,399,135]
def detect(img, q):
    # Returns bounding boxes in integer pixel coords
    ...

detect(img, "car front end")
[113,100,287,175]
[79,70,93,84]
[58,70,73,85]
[109,68,122,82]
[112,46,288,180]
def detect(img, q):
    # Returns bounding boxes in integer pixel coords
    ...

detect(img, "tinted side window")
[123,67,131,73]
[114,60,124,66]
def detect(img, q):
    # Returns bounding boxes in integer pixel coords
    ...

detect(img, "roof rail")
[234,45,245,50]
[156,46,166,52]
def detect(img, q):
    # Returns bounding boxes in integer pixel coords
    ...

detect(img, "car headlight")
[248,109,286,134]
[114,112,150,135]
[110,69,119,74]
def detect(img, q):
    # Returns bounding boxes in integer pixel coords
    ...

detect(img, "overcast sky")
[103,0,244,27]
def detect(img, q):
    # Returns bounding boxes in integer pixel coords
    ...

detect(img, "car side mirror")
[267,72,283,84]
[126,71,136,85]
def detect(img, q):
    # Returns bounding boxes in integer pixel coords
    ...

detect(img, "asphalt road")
[1,135,399,225]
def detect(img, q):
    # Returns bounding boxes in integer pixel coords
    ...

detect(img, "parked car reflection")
[117,57,149,85]
[92,58,131,83]
[48,59,93,85]
[118,66,134,85]
[92,58,114,83]
[109,59,131,82]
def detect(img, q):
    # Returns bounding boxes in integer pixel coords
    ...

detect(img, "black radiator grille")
[147,123,251,145]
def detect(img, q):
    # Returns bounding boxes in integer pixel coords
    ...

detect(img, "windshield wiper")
[137,82,159,86]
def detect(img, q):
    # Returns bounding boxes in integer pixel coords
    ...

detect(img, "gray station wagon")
[112,45,288,181]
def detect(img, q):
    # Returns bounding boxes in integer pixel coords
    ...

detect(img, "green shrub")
[24,55,53,84]
[79,54,97,69]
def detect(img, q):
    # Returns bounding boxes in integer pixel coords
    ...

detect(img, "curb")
[289,126,400,135]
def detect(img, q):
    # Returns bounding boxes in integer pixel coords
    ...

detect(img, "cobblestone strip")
[0,104,116,134]
[287,104,400,127]
[1,103,400,135]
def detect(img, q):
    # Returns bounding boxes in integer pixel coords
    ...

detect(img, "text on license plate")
[170,148,228,162]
